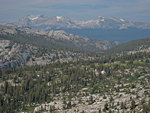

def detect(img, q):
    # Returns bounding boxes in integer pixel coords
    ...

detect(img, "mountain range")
[1,24,150,68]
[1,15,150,68]
[11,15,150,42]
[15,15,150,30]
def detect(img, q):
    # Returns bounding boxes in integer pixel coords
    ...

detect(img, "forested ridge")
[106,38,150,54]
[0,25,117,52]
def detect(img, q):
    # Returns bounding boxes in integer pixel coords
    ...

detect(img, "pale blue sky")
[0,0,150,22]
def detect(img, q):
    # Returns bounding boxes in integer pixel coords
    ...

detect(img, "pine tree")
[131,100,136,109]
[103,103,109,112]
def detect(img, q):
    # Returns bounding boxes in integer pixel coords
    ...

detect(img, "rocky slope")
[0,40,31,68]
[0,39,100,68]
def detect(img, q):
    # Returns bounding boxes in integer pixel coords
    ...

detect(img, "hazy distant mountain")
[15,15,150,30]
[12,15,150,42]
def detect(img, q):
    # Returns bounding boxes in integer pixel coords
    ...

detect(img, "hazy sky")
[0,0,150,22]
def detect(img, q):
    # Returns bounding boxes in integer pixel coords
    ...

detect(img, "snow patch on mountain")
[120,19,125,22]
[101,19,105,22]
[56,16,63,21]
[29,16,39,21]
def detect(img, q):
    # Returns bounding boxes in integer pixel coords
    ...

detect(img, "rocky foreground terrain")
[31,57,150,113]
[1,49,150,113]
[34,78,150,113]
